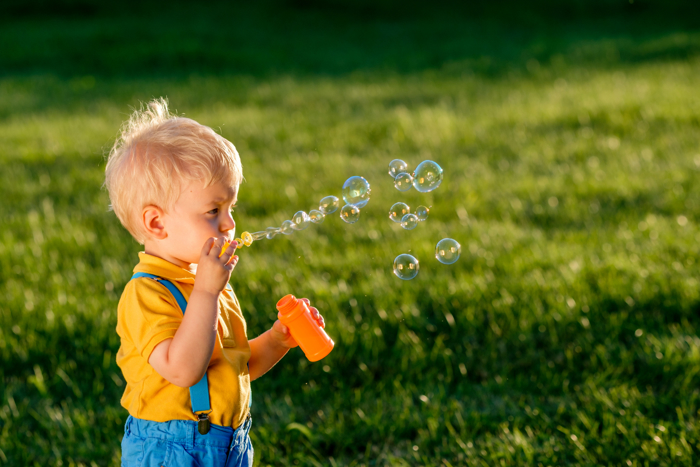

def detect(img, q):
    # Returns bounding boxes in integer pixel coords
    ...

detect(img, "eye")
[207,208,219,215]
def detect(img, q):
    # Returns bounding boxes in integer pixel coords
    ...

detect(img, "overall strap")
[131,272,211,413]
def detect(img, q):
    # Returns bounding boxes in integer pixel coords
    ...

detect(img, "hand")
[193,237,239,295]
[270,319,298,349]
[270,298,325,349]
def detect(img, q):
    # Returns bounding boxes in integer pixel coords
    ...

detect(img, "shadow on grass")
[1,0,699,80]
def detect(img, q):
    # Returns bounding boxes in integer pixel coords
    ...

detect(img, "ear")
[142,205,168,240]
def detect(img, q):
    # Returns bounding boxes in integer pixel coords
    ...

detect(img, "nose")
[221,212,235,233]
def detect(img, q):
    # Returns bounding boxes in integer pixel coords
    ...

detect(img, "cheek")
[192,218,218,238]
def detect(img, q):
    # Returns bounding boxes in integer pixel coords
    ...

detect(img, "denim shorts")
[121,413,253,467]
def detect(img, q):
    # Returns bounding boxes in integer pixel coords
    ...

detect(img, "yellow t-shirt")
[116,252,251,429]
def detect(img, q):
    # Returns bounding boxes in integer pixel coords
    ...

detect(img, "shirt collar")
[133,252,196,284]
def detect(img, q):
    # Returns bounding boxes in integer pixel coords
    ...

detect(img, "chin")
[175,252,203,266]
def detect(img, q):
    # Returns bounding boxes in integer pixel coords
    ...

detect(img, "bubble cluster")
[386,158,458,278]
[342,176,371,208]
[240,159,454,281]
[393,254,419,280]
[389,203,430,230]
[238,183,370,249]
[390,159,413,192]
[436,238,461,264]
[390,159,443,194]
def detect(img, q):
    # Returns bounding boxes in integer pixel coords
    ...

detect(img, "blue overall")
[121,273,254,467]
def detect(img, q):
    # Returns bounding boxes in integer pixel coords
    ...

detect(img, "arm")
[248,321,291,381]
[248,301,325,381]
[148,238,239,387]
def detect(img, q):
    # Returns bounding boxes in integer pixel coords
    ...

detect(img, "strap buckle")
[197,412,211,435]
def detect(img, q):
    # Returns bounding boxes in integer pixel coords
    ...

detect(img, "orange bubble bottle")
[276,295,334,362]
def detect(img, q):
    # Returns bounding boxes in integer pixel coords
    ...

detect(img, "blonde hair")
[105,98,243,244]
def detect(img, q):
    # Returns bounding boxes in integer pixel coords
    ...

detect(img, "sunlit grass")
[2,24,700,467]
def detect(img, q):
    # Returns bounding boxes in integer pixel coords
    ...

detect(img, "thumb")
[272,319,289,335]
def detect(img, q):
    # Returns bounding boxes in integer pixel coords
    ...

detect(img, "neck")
[143,242,197,274]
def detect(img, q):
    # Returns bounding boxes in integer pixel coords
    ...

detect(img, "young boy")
[105,98,324,466]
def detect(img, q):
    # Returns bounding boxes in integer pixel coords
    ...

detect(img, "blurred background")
[1,0,700,465]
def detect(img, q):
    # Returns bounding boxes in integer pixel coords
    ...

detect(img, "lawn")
[2,1,700,465]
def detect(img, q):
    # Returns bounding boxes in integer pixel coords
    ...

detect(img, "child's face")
[161,180,238,267]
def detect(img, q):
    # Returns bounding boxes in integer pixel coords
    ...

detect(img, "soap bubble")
[413,160,443,192]
[389,202,410,223]
[241,231,254,246]
[436,238,461,264]
[394,172,413,192]
[250,231,268,241]
[280,220,295,235]
[319,195,339,214]
[416,206,429,221]
[401,213,418,230]
[266,227,280,239]
[393,254,419,280]
[342,176,371,209]
[388,159,409,178]
[340,204,361,224]
[291,211,311,230]
[309,209,325,224]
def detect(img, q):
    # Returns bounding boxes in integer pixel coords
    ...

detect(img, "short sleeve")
[219,287,248,347]
[117,278,184,361]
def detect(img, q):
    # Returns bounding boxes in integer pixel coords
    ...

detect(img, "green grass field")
[2,1,700,465]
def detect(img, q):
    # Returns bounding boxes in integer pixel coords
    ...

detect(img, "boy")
[105,98,324,466]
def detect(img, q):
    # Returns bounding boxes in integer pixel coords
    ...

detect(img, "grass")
[2,1,700,465]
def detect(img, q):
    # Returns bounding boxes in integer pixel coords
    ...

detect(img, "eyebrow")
[211,196,237,204]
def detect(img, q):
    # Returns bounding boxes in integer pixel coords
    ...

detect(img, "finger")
[226,255,239,267]
[219,241,238,261]
[210,236,226,257]
[201,237,216,256]
[310,307,325,328]
[301,298,311,306]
